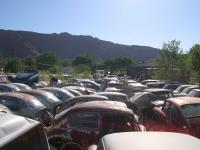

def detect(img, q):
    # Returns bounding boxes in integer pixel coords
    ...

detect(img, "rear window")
[181,104,200,118]
[67,112,100,129]
[26,98,45,111]
[155,92,173,100]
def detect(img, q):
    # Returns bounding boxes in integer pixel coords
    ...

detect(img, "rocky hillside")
[0,29,159,61]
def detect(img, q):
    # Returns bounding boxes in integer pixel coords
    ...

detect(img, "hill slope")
[0,29,159,61]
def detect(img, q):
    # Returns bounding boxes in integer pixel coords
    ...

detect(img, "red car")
[151,97,200,138]
[47,101,144,150]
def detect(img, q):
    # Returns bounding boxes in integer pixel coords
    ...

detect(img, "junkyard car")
[75,79,101,91]
[9,83,32,90]
[174,85,198,97]
[129,92,158,119]
[41,87,75,103]
[47,101,144,150]
[58,95,109,113]
[95,92,128,102]
[62,85,95,95]
[146,81,166,88]
[88,132,200,150]
[187,89,200,97]
[163,83,181,91]
[152,97,200,138]
[0,92,53,126]
[19,89,62,116]
[0,112,50,150]
[0,83,20,92]
[143,88,173,100]
[173,84,191,95]
[9,72,39,85]
[129,89,173,120]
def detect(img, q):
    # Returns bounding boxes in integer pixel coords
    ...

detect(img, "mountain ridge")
[0,29,160,62]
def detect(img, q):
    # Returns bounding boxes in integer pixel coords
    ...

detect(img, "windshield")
[154,92,173,100]
[175,85,188,93]
[181,104,200,118]
[181,87,197,94]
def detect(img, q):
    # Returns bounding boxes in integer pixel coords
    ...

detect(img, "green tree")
[36,52,57,70]
[189,44,200,87]
[115,56,134,73]
[156,40,183,81]
[59,59,69,67]
[103,59,116,73]
[24,56,37,69]
[4,58,23,73]
[103,56,134,73]
[72,53,94,67]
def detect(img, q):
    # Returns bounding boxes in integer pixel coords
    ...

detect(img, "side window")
[168,104,178,121]
[162,101,171,115]
[67,112,100,129]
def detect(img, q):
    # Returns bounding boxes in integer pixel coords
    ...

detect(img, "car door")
[162,102,184,132]
[167,103,185,132]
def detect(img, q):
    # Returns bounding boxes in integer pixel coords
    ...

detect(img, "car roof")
[146,81,165,84]
[101,132,200,150]
[96,92,127,96]
[191,89,200,92]
[144,88,171,92]
[67,95,109,101]
[42,87,63,91]
[167,97,200,106]
[20,89,49,95]
[0,92,36,100]
[42,87,74,95]
[55,101,130,121]
[68,101,131,113]
[0,113,40,147]
[10,83,29,86]
[0,83,18,88]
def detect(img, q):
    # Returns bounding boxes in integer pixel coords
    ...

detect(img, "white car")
[88,132,200,150]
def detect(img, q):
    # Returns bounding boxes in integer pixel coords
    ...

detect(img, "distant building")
[127,59,157,81]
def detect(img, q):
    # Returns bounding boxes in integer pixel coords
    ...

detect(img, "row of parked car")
[0,76,200,150]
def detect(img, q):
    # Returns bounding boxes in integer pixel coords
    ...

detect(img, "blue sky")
[0,0,199,51]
